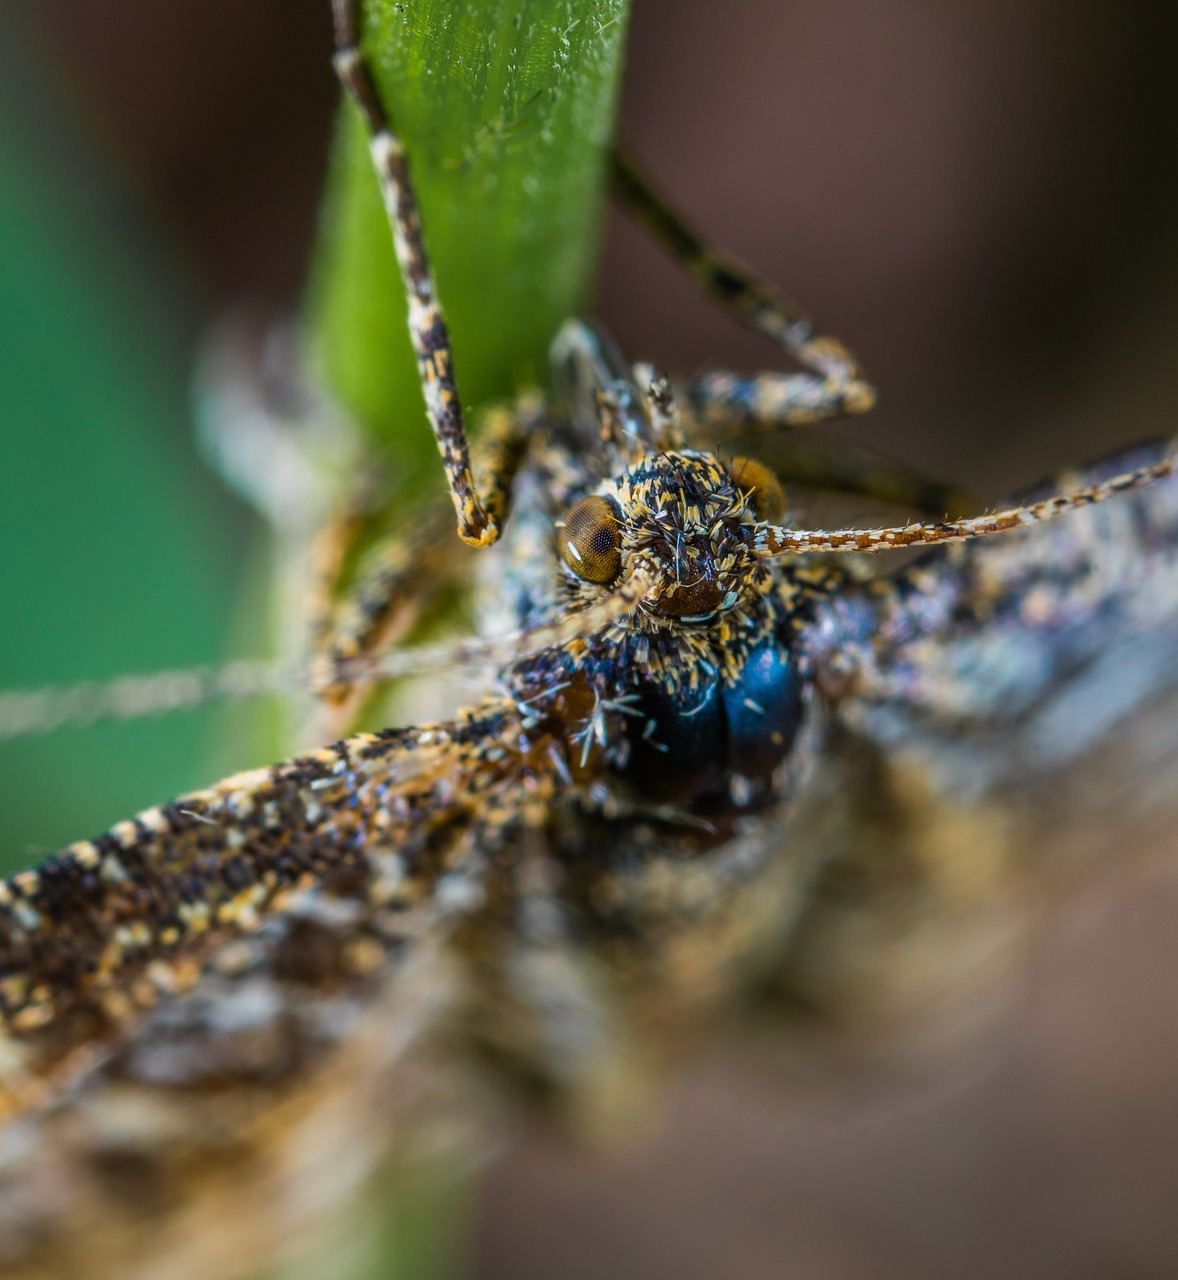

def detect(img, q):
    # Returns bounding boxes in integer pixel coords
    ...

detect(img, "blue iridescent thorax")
[617,635,806,811]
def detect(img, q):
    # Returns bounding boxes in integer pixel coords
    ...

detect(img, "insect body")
[0,2,1176,1274]
[499,338,817,815]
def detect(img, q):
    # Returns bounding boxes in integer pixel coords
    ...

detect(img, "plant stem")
[307,0,631,478]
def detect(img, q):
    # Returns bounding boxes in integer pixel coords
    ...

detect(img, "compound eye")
[559,494,622,583]
[730,455,785,524]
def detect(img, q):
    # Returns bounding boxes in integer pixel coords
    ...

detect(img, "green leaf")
[306,0,631,478]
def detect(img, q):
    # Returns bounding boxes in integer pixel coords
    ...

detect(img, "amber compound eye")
[730,456,786,524]
[558,494,623,583]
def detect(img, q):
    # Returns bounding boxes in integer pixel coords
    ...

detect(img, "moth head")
[557,450,780,625]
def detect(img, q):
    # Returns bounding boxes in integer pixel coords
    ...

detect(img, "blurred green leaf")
[0,19,245,869]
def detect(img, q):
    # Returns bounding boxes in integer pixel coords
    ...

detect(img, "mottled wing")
[0,697,556,1278]
[782,441,1178,1025]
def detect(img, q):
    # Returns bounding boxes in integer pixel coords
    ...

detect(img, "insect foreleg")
[331,0,507,547]
[309,498,460,712]
[310,398,537,727]
[677,368,873,431]
[610,148,876,422]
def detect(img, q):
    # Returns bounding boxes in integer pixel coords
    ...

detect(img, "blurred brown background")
[22,1,1178,1276]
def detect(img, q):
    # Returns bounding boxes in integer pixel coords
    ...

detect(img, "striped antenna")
[753,448,1176,557]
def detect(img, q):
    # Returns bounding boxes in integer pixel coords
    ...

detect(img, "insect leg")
[308,497,457,699]
[331,0,507,547]
[311,398,535,721]
[611,149,876,423]
[677,368,876,431]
